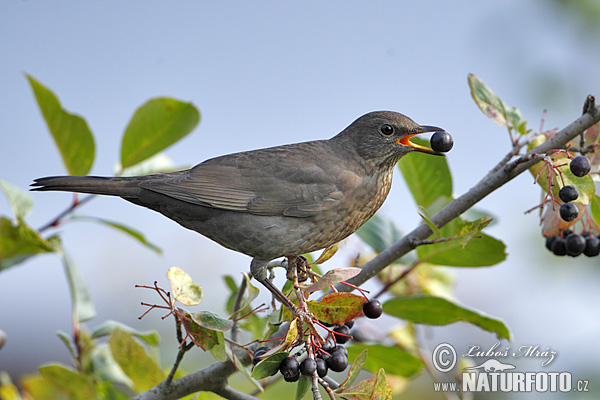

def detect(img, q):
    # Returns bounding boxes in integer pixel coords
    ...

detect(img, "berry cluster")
[254,299,383,383]
[546,230,600,257]
[545,156,599,257]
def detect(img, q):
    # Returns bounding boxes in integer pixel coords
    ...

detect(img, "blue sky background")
[1,1,599,398]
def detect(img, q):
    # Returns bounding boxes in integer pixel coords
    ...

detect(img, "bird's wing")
[138,142,361,217]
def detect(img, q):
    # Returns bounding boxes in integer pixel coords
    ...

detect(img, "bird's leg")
[250,258,301,315]
[286,255,309,282]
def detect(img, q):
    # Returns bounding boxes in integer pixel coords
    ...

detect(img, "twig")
[38,193,96,232]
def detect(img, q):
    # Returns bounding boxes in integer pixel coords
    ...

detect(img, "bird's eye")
[380,124,394,136]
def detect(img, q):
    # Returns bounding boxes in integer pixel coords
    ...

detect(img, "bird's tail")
[31,176,142,198]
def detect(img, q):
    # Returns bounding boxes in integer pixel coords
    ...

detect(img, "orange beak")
[396,125,445,156]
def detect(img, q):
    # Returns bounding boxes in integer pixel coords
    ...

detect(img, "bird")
[32,111,445,309]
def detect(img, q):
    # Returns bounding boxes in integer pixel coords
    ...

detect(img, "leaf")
[397,137,453,208]
[167,267,203,306]
[251,352,289,379]
[62,251,97,323]
[92,320,161,346]
[338,349,368,390]
[295,375,311,400]
[303,267,362,293]
[189,310,234,332]
[591,195,600,227]
[27,74,95,175]
[0,180,33,218]
[416,217,506,267]
[109,328,165,392]
[307,293,366,325]
[553,160,596,205]
[356,215,403,253]
[0,217,59,271]
[336,368,392,400]
[231,272,260,315]
[39,363,97,400]
[117,152,177,177]
[384,294,511,340]
[345,344,423,378]
[120,98,200,168]
[312,243,339,264]
[72,216,162,254]
[180,311,223,351]
[468,73,527,135]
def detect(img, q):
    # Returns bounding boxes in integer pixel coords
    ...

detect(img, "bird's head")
[333,111,446,166]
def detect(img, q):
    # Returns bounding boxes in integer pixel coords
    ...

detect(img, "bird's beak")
[396,125,445,156]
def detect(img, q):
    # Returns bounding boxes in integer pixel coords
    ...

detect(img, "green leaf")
[307,293,366,325]
[0,217,59,271]
[117,152,178,177]
[468,73,527,135]
[27,74,95,175]
[92,320,161,346]
[109,328,165,392]
[312,243,339,264]
[338,349,368,391]
[303,267,362,293]
[397,137,452,208]
[251,352,288,379]
[120,97,200,168]
[295,375,311,400]
[62,251,97,323]
[230,272,260,315]
[356,214,403,253]
[0,180,33,218]
[346,344,423,378]
[416,217,506,267]
[384,294,511,340]
[167,267,203,306]
[591,194,600,227]
[39,363,97,400]
[189,310,234,332]
[72,216,162,254]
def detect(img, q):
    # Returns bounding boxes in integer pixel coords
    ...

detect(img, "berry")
[570,156,591,177]
[279,356,300,382]
[562,229,573,238]
[565,234,586,256]
[316,358,328,378]
[300,358,317,376]
[327,351,348,372]
[558,185,578,203]
[430,131,454,153]
[252,346,269,365]
[363,299,383,319]
[334,345,348,358]
[545,235,557,251]
[322,338,335,353]
[344,319,355,329]
[559,203,578,222]
[551,238,567,256]
[333,325,351,344]
[584,236,600,257]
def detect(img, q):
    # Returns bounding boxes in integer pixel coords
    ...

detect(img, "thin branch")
[213,385,261,400]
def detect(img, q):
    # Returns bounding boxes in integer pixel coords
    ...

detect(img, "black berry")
[559,203,578,222]
[363,299,383,319]
[316,358,328,378]
[430,131,454,153]
[300,358,317,376]
[584,236,600,257]
[333,345,348,358]
[279,356,300,382]
[551,238,567,256]
[565,234,586,256]
[252,346,269,365]
[327,351,348,372]
[562,229,573,238]
[333,325,351,344]
[558,185,578,203]
[545,235,557,251]
[344,320,355,329]
[570,156,591,177]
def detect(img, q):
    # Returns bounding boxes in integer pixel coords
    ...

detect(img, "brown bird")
[32,111,444,308]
